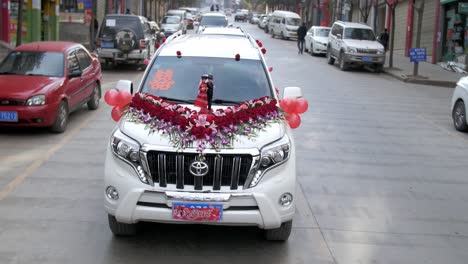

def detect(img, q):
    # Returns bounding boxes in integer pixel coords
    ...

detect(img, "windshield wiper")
[212,99,242,105]
[26,73,48,76]
[0,71,15,75]
[159,96,194,104]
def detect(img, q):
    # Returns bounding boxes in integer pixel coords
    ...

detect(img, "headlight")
[377,49,384,54]
[249,135,291,188]
[347,47,357,53]
[111,129,150,184]
[26,95,45,106]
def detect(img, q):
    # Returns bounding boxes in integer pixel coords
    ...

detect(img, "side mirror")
[194,21,200,26]
[116,80,134,95]
[283,86,302,99]
[68,70,82,79]
[336,33,342,39]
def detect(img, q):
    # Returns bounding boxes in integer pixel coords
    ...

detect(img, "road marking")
[0,107,103,201]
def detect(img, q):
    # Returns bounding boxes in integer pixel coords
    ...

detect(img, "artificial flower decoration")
[235,54,240,61]
[257,41,263,48]
[269,67,273,72]
[125,93,284,152]
[162,37,167,43]
[144,58,150,65]
[261,48,267,54]
[176,51,182,58]
[155,43,161,49]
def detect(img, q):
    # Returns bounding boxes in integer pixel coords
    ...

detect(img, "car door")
[65,51,83,109]
[306,27,313,48]
[75,48,95,104]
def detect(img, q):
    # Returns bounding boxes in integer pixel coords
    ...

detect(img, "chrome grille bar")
[176,154,184,189]
[158,153,167,187]
[213,155,223,190]
[230,157,242,190]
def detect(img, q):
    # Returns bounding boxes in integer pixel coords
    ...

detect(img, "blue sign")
[410,48,427,62]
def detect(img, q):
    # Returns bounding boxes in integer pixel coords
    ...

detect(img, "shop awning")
[441,0,458,4]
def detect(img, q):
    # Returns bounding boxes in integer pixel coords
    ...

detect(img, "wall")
[411,0,436,55]
[392,0,408,51]
[59,22,90,48]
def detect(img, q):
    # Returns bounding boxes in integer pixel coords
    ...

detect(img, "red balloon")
[295,98,309,114]
[279,98,297,114]
[104,89,118,106]
[115,91,132,107]
[111,106,123,122]
[287,113,301,129]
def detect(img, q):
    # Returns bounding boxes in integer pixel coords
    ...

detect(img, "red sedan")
[0,41,102,132]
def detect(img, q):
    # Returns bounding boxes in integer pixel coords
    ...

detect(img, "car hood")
[161,24,180,31]
[344,39,384,49]
[119,113,285,150]
[0,75,63,99]
[313,36,328,44]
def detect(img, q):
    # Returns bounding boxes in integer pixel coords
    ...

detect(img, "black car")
[234,12,247,22]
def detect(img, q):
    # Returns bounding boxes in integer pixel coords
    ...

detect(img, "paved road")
[1,21,468,264]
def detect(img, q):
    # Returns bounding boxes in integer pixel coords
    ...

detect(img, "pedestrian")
[126,8,131,14]
[297,22,307,54]
[379,28,389,51]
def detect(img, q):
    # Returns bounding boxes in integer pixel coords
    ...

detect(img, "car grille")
[146,151,254,190]
[357,48,378,54]
[0,99,24,106]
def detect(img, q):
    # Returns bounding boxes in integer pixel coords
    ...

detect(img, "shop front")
[442,0,468,64]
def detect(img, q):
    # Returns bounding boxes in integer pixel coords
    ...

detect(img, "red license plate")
[172,203,223,222]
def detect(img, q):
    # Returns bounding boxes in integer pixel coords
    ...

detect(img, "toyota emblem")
[189,160,209,177]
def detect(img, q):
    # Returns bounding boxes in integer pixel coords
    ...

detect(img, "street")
[1,21,468,264]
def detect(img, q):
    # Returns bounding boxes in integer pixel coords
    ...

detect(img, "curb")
[383,69,457,88]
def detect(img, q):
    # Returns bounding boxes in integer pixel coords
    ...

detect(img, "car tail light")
[188,19,193,23]
[97,38,102,48]
[140,39,146,49]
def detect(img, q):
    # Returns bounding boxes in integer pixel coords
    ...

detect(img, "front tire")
[108,214,137,236]
[327,48,335,65]
[453,100,468,132]
[87,82,101,110]
[50,101,69,133]
[310,43,315,56]
[339,51,348,71]
[264,220,292,241]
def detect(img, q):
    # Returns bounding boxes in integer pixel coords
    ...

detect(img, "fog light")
[279,193,293,207]
[106,186,119,200]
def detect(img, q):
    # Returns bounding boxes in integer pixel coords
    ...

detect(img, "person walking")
[379,28,389,51]
[297,22,307,54]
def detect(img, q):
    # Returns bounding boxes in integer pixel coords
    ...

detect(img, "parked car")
[259,16,268,29]
[269,10,301,40]
[305,26,331,56]
[451,76,468,132]
[196,12,228,33]
[185,12,195,29]
[160,16,184,37]
[105,29,300,241]
[0,41,102,132]
[97,14,156,67]
[326,21,385,72]
[225,8,232,16]
[234,10,248,22]
[250,14,260,24]
[166,9,188,33]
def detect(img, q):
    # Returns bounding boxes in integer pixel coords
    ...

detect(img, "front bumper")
[97,48,148,62]
[0,102,59,127]
[313,43,328,54]
[104,146,296,229]
[344,53,385,65]
[284,31,297,39]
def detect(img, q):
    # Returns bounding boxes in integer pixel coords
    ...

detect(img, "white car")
[269,10,301,40]
[305,26,330,56]
[104,29,301,241]
[259,17,268,29]
[451,76,468,132]
[196,12,228,33]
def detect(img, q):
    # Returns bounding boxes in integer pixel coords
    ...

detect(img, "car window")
[281,18,285,24]
[100,17,144,39]
[286,18,301,26]
[0,51,64,77]
[162,16,181,24]
[75,49,92,70]
[142,22,150,34]
[200,16,227,27]
[344,28,375,40]
[315,28,330,37]
[141,56,272,102]
[68,52,81,73]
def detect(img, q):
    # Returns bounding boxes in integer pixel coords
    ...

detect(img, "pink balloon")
[115,91,132,107]
[287,113,301,129]
[279,98,297,114]
[295,98,309,114]
[104,89,118,106]
[111,106,123,122]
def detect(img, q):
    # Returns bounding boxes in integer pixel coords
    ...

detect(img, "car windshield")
[200,16,227,26]
[0,51,64,77]
[315,28,330,37]
[286,18,301,26]
[100,17,143,38]
[344,28,375,40]
[141,56,272,103]
[162,16,180,24]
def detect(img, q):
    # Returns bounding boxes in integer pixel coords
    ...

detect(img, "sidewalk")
[384,50,465,87]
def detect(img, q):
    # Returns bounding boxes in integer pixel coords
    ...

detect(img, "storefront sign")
[77,0,92,10]
[410,48,427,62]
[459,3,468,14]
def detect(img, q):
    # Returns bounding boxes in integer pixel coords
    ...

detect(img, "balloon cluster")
[104,89,132,121]
[279,98,309,129]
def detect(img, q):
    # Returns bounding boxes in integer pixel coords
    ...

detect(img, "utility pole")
[412,0,425,76]
[16,0,24,46]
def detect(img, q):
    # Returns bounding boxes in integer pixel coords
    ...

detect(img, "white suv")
[326,21,385,72]
[104,30,301,241]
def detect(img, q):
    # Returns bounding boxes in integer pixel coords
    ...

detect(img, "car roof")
[311,26,331,29]
[271,10,301,18]
[15,41,80,53]
[202,12,226,17]
[335,21,372,29]
[200,27,245,36]
[168,9,186,13]
[159,34,260,60]
[105,14,145,20]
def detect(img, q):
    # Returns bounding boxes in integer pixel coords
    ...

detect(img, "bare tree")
[384,0,399,68]
[358,0,373,23]
[412,0,425,76]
